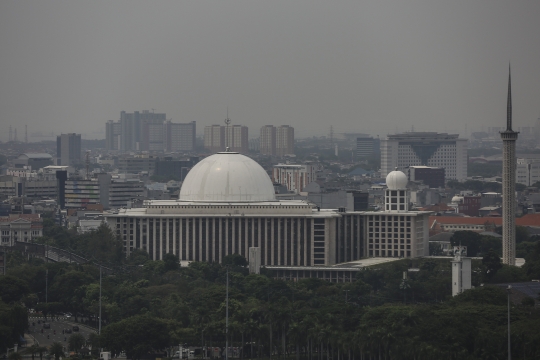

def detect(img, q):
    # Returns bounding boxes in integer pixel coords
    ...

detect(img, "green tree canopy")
[0,275,30,304]
[100,315,171,360]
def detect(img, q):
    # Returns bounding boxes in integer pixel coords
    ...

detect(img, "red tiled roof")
[430,216,502,226]
[430,214,540,227]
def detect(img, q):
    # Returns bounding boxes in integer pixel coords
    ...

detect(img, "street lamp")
[507,285,512,360]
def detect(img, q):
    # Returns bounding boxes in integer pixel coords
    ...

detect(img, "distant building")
[458,196,481,217]
[57,133,81,166]
[155,157,198,181]
[105,110,167,151]
[272,164,316,193]
[0,214,43,247]
[380,132,467,180]
[408,166,445,188]
[117,156,156,174]
[65,174,144,209]
[12,153,54,170]
[204,125,225,153]
[356,136,380,157]
[276,125,295,156]
[260,125,277,155]
[516,158,540,187]
[204,125,248,153]
[165,121,196,152]
[226,125,249,153]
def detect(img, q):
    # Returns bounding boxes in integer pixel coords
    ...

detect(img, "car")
[29,308,35,314]
[64,328,72,334]
[64,312,72,318]
[72,326,79,332]
[43,323,50,329]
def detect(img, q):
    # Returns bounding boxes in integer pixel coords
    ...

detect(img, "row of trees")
[3,243,540,359]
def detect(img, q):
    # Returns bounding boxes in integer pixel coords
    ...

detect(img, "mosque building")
[106,152,430,276]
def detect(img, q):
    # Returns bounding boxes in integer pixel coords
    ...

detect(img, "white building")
[381,132,468,181]
[272,164,316,193]
[165,121,196,152]
[0,214,43,247]
[516,158,540,187]
[105,152,430,267]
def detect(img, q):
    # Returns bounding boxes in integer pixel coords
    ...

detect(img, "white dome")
[179,152,276,202]
[386,170,408,190]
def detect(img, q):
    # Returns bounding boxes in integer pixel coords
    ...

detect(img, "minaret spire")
[507,64,512,131]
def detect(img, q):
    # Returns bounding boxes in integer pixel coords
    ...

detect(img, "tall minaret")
[500,66,519,265]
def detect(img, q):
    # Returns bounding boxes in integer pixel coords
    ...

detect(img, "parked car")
[72,326,79,332]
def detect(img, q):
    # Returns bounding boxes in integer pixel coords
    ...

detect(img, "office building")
[356,137,380,157]
[516,158,540,187]
[408,166,445,188]
[155,157,198,181]
[260,125,277,155]
[276,125,295,156]
[380,132,467,180]
[500,68,519,266]
[272,164,317,193]
[65,174,144,209]
[12,153,54,170]
[165,121,196,152]
[117,156,156,174]
[105,120,122,151]
[204,125,225,153]
[56,134,81,166]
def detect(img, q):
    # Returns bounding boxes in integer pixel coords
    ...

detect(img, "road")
[28,318,96,347]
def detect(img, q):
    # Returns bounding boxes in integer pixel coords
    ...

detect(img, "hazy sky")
[1,1,539,141]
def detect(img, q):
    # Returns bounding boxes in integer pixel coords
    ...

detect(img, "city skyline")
[1,1,540,141]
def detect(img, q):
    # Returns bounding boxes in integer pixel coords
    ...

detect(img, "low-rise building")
[0,214,43,247]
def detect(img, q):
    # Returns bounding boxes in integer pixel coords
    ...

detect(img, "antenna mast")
[25,125,28,143]
[224,108,231,151]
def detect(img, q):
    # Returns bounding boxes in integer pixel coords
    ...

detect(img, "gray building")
[56,133,81,166]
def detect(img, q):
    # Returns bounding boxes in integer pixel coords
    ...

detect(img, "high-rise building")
[226,125,249,153]
[356,136,380,157]
[204,125,225,153]
[105,120,122,151]
[260,125,277,155]
[272,164,317,193]
[500,68,519,266]
[203,124,249,153]
[165,121,196,152]
[380,132,468,180]
[106,110,167,151]
[56,133,81,166]
[276,125,294,157]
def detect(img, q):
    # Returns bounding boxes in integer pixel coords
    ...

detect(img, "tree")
[223,254,248,267]
[48,342,65,360]
[450,231,482,256]
[0,275,31,303]
[100,315,171,360]
[163,253,180,272]
[482,249,502,282]
[68,333,86,353]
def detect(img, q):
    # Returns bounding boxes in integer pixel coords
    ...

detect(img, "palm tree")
[25,344,40,360]
[48,342,65,360]
[35,346,48,360]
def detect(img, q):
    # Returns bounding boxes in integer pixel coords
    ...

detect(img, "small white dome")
[179,152,276,202]
[451,196,464,203]
[386,170,408,190]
